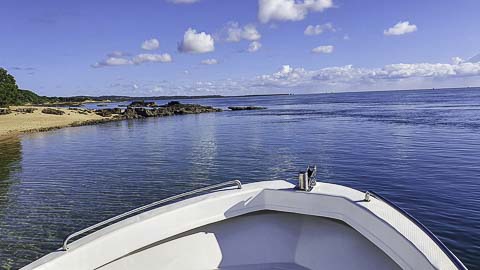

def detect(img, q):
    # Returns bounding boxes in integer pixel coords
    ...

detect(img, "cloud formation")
[93,52,172,68]
[178,28,215,53]
[141,38,160,50]
[248,41,262,52]
[255,61,480,92]
[201,58,218,65]
[312,45,334,54]
[106,58,480,96]
[133,53,172,64]
[258,0,334,23]
[384,21,417,36]
[304,23,334,35]
[92,57,132,68]
[225,22,261,42]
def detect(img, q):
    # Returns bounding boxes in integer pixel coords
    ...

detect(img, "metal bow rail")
[63,180,242,251]
[365,190,467,270]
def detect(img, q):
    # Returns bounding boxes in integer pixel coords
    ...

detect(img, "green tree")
[0,68,20,107]
[0,68,49,106]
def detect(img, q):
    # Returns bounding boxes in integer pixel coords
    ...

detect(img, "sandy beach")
[0,106,111,138]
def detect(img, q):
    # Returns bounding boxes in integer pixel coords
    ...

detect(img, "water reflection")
[0,136,22,210]
[0,89,479,269]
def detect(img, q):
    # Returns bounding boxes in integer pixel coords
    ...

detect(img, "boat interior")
[97,211,401,270]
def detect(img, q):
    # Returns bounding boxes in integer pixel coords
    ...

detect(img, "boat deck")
[217,263,308,269]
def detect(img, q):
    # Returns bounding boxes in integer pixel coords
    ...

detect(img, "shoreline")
[0,102,222,139]
[0,106,116,139]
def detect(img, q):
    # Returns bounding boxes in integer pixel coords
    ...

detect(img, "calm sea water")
[1,88,479,269]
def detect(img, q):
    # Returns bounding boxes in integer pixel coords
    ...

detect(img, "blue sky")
[1,0,480,96]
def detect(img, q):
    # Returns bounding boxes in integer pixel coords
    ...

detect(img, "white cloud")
[201,58,218,65]
[104,58,480,95]
[141,38,160,50]
[304,23,334,35]
[132,53,172,64]
[258,0,334,23]
[178,28,215,53]
[225,22,261,42]
[93,52,172,68]
[452,57,464,65]
[255,61,480,92]
[248,41,262,52]
[312,45,334,54]
[107,51,130,57]
[92,57,132,68]
[167,0,199,4]
[384,21,417,36]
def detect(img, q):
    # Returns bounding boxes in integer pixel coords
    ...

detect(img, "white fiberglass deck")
[97,211,400,270]
[22,181,462,270]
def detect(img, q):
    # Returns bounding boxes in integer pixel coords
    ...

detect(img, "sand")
[0,106,111,138]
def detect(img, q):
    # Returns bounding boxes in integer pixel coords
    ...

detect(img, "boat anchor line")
[364,190,467,270]
[62,180,242,251]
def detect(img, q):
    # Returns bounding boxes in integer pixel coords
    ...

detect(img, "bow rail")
[63,180,242,251]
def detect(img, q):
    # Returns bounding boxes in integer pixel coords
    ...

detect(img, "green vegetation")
[0,67,287,107]
[0,68,49,107]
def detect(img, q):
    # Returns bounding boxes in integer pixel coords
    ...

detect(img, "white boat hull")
[22,181,465,270]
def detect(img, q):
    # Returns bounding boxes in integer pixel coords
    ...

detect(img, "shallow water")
[1,88,479,269]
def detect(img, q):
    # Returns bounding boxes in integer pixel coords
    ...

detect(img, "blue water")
[0,88,479,269]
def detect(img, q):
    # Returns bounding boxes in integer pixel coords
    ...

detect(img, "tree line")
[0,68,49,107]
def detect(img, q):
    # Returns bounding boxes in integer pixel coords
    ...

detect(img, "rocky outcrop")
[14,108,37,113]
[69,108,93,115]
[95,101,222,119]
[128,101,157,107]
[95,108,122,117]
[228,106,267,111]
[0,108,12,115]
[123,108,139,119]
[41,108,65,115]
[162,101,222,114]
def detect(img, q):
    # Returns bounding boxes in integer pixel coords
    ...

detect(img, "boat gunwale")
[367,190,467,270]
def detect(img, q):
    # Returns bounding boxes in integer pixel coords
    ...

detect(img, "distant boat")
[22,166,467,270]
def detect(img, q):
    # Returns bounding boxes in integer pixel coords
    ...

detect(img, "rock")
[128,100,157,107]
[95,109,112,117]
[41,108,65,115]
[134,108,156,117]
[95,108,122,117]
[14,108,37,113]
[123,108,139,119]
[166,101,181,107]
[148,108,171,117]
[120,102,221,119]
[0,108,12,115]
[161,101,222,114]
[112,108,122,114]
[228,106,267,111]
